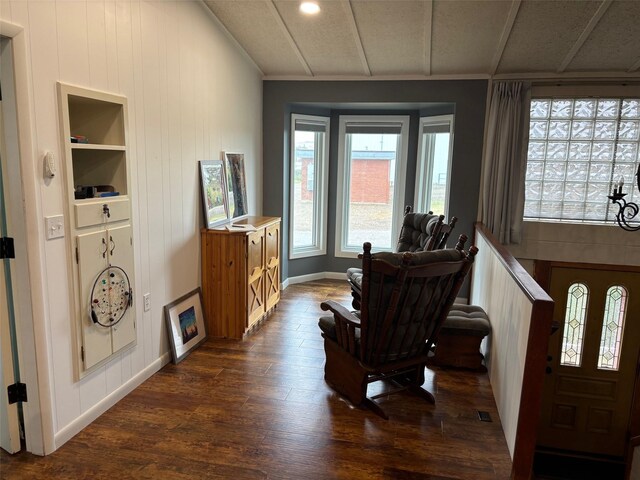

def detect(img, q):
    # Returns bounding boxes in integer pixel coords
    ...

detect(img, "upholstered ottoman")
[431,304,491,371]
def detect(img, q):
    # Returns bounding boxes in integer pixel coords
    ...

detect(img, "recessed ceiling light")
[300,2,320,15]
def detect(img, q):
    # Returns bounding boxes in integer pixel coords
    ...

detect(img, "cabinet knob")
[102,204,111,218]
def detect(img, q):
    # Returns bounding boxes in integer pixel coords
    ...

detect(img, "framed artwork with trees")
[199,160,229,228]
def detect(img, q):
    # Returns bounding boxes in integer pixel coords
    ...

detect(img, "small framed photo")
[164,288,207,364]
[199,160,229,228]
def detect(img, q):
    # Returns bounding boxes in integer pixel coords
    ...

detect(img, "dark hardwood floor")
[1,280,512,479]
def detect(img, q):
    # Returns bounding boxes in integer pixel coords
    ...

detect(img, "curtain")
[481,81,531,244]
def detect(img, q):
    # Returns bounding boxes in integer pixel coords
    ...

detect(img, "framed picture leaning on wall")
[223,152,248,221]
[199,160,229,228]
[164,287,207,364]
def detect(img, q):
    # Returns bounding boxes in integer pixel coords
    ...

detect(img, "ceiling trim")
[263,71,639,82]
[342,0,371,76]
[200,1,263,76]
[532,84,640,98]
[629,57,640,73]
[557,0,613,73]
[490,0,522,75]
[493,71,640,81]
[424,0,433,76]
[262,73,491,81]
[265,0,313,76]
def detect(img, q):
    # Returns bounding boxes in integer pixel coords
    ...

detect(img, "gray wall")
[263,80,488,287]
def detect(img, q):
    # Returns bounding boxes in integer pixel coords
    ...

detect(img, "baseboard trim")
[53,352,171,449]
[283,271,346,288]
[324,272,346,280]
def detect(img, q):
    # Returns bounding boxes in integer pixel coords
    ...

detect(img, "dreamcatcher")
[89,265,133,328]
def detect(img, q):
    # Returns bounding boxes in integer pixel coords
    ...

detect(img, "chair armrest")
[321,300,361,355]
[320,300,361,328]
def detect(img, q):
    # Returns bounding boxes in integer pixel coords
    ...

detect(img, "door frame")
[1,19,55,455]
[0,99,21,454]
[534,260,640,466]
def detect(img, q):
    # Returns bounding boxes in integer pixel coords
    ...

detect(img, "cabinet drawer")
[74,197,130,228]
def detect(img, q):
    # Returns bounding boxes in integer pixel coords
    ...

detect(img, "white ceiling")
[203,0,640,79]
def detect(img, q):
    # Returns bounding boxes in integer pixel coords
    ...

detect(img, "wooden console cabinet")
[201,217,281,339]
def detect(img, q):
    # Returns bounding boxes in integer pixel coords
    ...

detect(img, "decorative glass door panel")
[538,266,640,457]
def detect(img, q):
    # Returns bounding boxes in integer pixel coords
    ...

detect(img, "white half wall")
[470,224,553,480]
[472,233,533,458]
[1,0,262,452]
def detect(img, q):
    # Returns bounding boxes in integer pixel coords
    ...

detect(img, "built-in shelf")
[71,143,126,151]
[58,82,135,379]
[68,93,125,146]
[73,195,129,204]
[71,148,128,196]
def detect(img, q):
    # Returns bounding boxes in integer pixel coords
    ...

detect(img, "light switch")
[143,293,151,312]
[45,215,65,239]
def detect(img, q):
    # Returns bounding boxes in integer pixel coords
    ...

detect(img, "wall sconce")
[608,165,640,232]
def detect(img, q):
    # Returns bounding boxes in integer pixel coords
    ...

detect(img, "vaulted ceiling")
[203,0,640,79]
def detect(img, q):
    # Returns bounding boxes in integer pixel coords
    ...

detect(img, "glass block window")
[525,98,640,223]
[560,283,589,367]
[597,285,628,371]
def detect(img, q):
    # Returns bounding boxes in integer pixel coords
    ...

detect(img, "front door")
[537,265,640,457]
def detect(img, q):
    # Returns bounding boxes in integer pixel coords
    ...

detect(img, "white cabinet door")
[77,230,112,369]
[107,225,136,352]
[77,225,137,370]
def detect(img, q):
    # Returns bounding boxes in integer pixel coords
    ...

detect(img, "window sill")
[289,248,327,260]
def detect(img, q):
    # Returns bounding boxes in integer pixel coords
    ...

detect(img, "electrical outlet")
[45,215,65,240]
[143,293,151,312]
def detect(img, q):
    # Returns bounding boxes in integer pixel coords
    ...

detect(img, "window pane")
[415,115,454,217]
[560,283,589,367]
[424,132,450,214]
[292,130,316,249]
[336,116,409,257]
[290,114,329,259]
[524,97,640,224]
[345,133,398,249]
[597,285,628,371]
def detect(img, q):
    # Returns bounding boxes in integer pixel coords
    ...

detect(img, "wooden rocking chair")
[319,235,477,419]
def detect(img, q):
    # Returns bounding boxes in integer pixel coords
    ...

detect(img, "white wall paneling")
[1,0,262,453]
